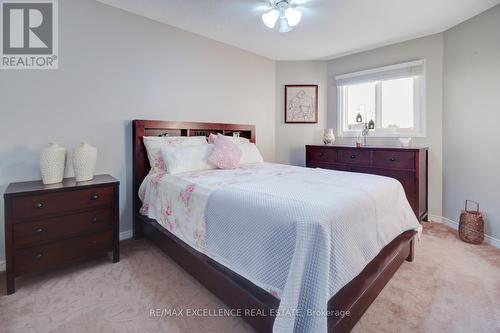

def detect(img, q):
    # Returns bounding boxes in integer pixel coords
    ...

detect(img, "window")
[336,60,425,137]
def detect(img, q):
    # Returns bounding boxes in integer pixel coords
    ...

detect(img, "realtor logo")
[1,0,58,69]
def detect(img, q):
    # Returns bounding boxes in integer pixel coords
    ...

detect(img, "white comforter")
[139,163,421,333]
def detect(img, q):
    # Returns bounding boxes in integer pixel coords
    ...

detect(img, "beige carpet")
[1,222,499,333]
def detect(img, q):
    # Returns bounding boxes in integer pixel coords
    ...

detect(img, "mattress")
[139,162,421,332]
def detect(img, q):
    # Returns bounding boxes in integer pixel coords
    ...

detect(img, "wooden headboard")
[132,120,255,236]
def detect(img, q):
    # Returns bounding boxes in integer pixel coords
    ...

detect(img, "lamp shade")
[285,7,302,27]
[278,17,292,33]
[262,9,280,28]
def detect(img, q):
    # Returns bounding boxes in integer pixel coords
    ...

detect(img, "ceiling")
[97,0,500,60]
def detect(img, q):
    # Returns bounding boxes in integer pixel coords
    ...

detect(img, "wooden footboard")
[327,230,416,332]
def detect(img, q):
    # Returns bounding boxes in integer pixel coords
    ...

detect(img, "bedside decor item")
[356,135,363,147]
[368,119,375,130]
[399,138,412,147]
[459,200,484,244]
[3,175,120,294]
[40,143,66,185]
[323,128,336,145]
[73,142,97,182]
[361,123,371,146]
[285,85,318,123]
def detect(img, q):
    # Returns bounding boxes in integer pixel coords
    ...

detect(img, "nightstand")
[3,174,120,295]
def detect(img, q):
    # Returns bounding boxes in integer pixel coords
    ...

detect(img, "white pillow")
[143,136,207,173]
[161,144,216,174]
[239,143,264,164]
[208,133,250,144]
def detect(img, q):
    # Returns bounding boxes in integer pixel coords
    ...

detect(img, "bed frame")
[132,120,416,332]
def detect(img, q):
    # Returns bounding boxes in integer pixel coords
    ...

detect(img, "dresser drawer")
[14,209,113,248]
[306,147,336,163]
[14,230,113,275]
[337,149,370,166]
[372,151,415,170]
[11,186,113,220]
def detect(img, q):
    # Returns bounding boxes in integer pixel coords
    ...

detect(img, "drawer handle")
[390,157,396,162]
[34,227,44,234]
[35,203,44,209]
[90,194,99,201]
[34,253,43,260]
[91,217,98,224]
[350,154,356,159]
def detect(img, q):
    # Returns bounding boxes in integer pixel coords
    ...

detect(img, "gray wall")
[443,5,500,239]
[275,61,328,166]
[326,34,444,217]
[0,0,276,263]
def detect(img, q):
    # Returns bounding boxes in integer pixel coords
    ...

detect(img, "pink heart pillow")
[208,134,242,169]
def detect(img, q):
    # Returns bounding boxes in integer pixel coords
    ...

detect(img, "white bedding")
[139,162,421,333]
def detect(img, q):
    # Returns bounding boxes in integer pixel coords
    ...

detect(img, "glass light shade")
[278,17,292,33]
[285,7,302,27]
[262,9,280,29]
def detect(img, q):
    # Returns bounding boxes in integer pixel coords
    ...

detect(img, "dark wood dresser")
[3,174,119,294]
[306,145,428,221]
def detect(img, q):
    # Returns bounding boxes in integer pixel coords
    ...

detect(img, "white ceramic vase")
[323,128,336,145]
[399,137,412,147]
[40,143,66,185]
[73,142,97,182]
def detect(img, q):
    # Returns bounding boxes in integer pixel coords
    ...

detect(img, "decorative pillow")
[208,134,242,169]
[239,143,264,164]
[161,144,215,174]
[143,136,208,174]
[208,133,217,144]
[208,133,250,144]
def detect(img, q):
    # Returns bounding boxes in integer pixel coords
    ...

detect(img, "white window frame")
[336,60,426,138]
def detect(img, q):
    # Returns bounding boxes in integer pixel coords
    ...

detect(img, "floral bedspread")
[139,163,298,253]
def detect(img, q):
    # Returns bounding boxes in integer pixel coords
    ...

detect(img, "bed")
[132,120,419,333]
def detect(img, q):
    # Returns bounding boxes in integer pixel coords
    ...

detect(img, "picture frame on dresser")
[3,175,120,295]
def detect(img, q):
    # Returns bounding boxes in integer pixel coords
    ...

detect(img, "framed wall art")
[285,85,318,123]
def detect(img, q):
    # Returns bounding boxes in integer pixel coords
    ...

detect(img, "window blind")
[335,60,425,86]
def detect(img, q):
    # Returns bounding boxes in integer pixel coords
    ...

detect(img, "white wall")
[0,0,276,263]
[275,61,328,166]
[443,5,500,240]
[327,34,444,217]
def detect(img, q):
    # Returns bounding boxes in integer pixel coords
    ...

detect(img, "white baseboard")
[119,230,133,241]
[0,230,135,272]
[428,214,444,223]
[428,214,500,248]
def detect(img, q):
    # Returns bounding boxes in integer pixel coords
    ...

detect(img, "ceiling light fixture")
[262,0,302,33]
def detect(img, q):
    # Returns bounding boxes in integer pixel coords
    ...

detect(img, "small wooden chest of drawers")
[306,145,428,221]
[3,175,119,294]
